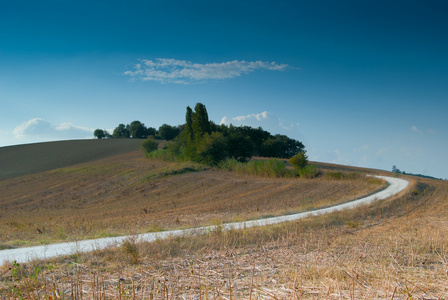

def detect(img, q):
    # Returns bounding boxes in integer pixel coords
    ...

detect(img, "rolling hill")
[1,139,447,298]
[0,139,143,181]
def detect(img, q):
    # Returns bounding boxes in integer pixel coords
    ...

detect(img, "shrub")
[121,237,139,264]
[298,165,320,178]
[289,152,308,170]
[219,158,295,178]
[145,149,182,162]
[141,137,158,154]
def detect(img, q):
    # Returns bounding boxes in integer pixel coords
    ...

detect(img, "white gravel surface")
[0,175,408,264]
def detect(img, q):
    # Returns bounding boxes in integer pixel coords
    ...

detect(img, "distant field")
[0,139,142,181]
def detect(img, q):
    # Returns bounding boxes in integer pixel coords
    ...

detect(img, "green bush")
[219,158,295,178]
[141,137,158,154]
[145,149,181,161]
[298,165,320,178]
[289,152,308,170]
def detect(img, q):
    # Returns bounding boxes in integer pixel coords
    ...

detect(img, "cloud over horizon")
[124,58,290,84]
[220,111,297,134]
[13,118,93,141]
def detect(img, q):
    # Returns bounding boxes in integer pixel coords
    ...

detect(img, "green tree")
[113,124,130,138]
[392,165,402,174]
[184,106,196,159]
[147,127,157,137]
[260,135,304,158]
[130,120,148,139]
[158,124,180,140]
[227,129,254,162]
[196,132,229,165]
[192,102,210,142]
[289,152,308,170]
[94,129,106,139]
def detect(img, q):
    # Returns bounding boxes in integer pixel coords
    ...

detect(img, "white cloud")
[411,125,436,135]
[13,118,93,141]
[220,111,296,133]
[124,58,290,84]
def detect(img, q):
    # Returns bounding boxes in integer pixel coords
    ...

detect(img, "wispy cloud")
[124,58,290,84]
[13,118,93,140]
[220,111,297,133]
[411,125,436,134]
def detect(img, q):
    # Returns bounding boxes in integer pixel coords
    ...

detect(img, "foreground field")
[2,173,447,299]
[2,141,447,299]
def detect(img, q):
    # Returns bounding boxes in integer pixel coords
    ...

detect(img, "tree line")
[95,103,306,166]
[154,103,305,165]
[94,121,181,141]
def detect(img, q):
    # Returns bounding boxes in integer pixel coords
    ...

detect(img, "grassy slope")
[3,140,448,298]
[0,145,384,248]
[0,139,143,181]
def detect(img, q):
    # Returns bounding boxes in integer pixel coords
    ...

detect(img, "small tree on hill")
[130,120,148,139]
[94,129,106,139]
[289,152,308,171]
[141,137,158,154]
[113,124,130,138]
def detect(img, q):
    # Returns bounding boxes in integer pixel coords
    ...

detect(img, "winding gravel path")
[0,175,408,264]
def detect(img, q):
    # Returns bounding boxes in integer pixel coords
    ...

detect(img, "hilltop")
[0,139,142,181]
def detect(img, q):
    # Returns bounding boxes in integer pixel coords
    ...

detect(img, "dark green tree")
[183,106,196,159]
[147,127,157,137]
[392,165,402,174]
[130,121,148,138]
[113,124,130,138]
[196,132,229,165]
[260,134,304,158]
[227,129,254,162]
[158,124,180,140]
[94,129,106,139]
[192,103,210,142]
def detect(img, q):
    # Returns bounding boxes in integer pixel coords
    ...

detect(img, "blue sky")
[1,0,447,179]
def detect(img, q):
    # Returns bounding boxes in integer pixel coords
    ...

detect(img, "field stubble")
[0,151,385,249]
[4,146,447,298]
[0,151,382,248]
[1,175,448,299]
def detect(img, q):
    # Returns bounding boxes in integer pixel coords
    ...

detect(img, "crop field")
[1,140,447,298]
[0,141,385,248]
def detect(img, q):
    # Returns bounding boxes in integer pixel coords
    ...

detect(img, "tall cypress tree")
[184,106,196,159]
[192,103,210,143]
[185,106,194,142]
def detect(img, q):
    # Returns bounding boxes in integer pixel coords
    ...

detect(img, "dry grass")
[2,141,447,298]
[1,175,447,299]
[0,151,383,248]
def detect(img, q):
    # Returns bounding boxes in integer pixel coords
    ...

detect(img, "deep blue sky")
[1,0,447,179]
